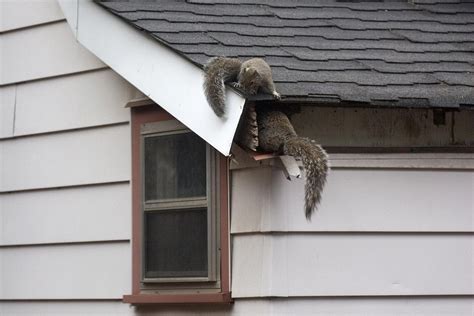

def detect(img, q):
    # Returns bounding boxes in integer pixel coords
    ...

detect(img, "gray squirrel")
[258,110,329,219]
[203,57,280,117]
[203,57,328,219]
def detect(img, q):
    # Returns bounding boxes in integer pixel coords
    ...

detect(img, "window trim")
[140,121,216,284]
[123,105,231,304]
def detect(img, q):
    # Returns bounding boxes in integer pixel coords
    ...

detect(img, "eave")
[57,0,245,156]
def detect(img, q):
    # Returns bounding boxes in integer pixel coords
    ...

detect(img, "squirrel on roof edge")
[203,56,329,220]
[203,56,280,116]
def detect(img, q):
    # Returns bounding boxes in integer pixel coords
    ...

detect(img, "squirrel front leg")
[260,80,281,100]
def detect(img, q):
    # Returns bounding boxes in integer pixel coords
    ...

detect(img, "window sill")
[123,292,232,305]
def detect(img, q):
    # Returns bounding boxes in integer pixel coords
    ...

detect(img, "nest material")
[234,103,259,151]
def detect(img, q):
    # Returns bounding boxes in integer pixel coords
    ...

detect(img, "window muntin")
[140,121,219,285]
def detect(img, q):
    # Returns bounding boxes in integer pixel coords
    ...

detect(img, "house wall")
[1,1,472,315]
[0,0,137,309]
[228,119,473,314]
[230,166,473,292]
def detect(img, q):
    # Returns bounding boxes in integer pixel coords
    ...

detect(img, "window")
[124,105,231,304]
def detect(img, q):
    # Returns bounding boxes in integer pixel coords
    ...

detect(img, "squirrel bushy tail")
[203,57,242,117]
[283,137,329,220]
[257,111,328,220]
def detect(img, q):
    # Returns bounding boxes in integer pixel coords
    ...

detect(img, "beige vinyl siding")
[0,1,135,303]
[11,69,135,137]
[0,183,130,246]
[0,67,143,139]
[230,163,473,300]
[0,242,130,299]
[1,298,473,315]
[0,0,64,32]
[0,124,130,192]
[231,166,474,233]
[328,153,474,169]
[0,86,16,138]
[232,234,473,297]
[0,22,105,85]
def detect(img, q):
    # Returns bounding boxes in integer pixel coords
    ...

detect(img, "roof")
[97,0,474,109]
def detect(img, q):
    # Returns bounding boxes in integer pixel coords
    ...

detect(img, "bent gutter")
[58,0,245,156]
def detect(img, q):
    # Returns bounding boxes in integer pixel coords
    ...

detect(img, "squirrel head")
[244,67,256,75]
[240,67,262,95]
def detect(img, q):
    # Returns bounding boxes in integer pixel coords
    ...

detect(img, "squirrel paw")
[230,82,241,89]
[273,91,281,100]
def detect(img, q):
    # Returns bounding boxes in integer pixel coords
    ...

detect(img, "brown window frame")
[123,105,231,304]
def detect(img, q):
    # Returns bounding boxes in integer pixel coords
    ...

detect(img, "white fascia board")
[58,0,78,37]
[57,0,245,156]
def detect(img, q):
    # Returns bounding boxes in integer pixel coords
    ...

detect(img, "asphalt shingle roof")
[97,0,474,108]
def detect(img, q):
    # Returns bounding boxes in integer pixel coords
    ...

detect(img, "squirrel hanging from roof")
[204,57,281,117]
[203,56,329,219]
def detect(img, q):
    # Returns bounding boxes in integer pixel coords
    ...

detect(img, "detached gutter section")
[58,0,245,156]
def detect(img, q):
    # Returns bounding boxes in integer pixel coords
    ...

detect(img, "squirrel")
[257,110,329,220]
[203,57,281,117]
[204,56,328,220]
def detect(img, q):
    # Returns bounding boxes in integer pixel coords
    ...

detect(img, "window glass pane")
[144,132,206,201]
[144,209,208,278]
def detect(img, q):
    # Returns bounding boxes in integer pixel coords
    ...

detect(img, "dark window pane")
[144,132,206,201]
[144,209,208,278]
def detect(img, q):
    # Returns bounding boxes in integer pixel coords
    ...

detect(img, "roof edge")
[57,0,245,156]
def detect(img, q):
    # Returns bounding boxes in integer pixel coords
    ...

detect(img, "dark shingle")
[393,30,474,43]
[284,47,474,64]
[98,0,474,109]
[432,72,474,86]
[330,19,474,33]
[361,60,474,73]
[207,34,470,53]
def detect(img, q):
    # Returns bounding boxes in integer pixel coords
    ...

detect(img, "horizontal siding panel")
[2,298,473,315]
[0,302,131,316]
[0,242,130,299]
[0,183,130,246]
[231,167,474,233]
[0,22,105,85]
[232,234,473,297]
[0,302,132,316]
[0,124,130,192]
[0,0,64,32]
[231,153,474,171]
[0,86,15,138]
[230,298,474,316]
[12,69,134,137]
[328,153,474,170]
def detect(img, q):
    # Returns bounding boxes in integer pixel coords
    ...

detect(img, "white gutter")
[58,0,245,156]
